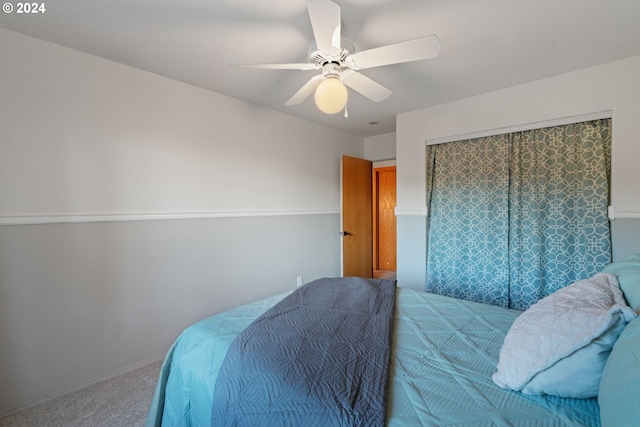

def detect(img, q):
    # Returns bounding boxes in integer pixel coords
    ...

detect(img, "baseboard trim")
[0,209,340,226]
[0,354,165,420]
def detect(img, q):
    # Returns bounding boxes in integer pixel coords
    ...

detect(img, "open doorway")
[340,156,396,280]
[372,163,396,280]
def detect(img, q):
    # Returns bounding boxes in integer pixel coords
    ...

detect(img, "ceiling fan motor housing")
[308,39,355,73]
[321,62,341,79]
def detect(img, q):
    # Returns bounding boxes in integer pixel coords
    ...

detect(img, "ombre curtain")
[426,119,611,310]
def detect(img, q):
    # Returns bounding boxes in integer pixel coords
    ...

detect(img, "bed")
[146,255,640,427]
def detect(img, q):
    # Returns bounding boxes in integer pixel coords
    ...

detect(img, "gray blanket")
[211,277,397,427]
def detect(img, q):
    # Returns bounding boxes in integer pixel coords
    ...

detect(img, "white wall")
[364,132,396,161]
[0,28,363,416]
[0,32,362,216]
[396,55,640,289]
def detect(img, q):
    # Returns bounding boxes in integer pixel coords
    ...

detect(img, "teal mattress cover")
[147,287,600,427]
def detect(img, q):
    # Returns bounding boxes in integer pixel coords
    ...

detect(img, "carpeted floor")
[0,360,162,427]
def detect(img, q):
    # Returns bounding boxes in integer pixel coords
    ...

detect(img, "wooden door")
[341,156,373,278]
[373,166,396,271]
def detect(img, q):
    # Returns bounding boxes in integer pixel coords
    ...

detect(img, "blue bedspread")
[147,286,601,427]
[211,277,396,426]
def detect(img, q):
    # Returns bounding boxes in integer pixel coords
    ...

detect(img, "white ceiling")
[2,0,640,137]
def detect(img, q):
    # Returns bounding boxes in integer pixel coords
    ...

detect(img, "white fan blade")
[307,0,341,56]
[346,35,441,70]
[341,70,391,102]
[228,63,318,70]
[285,74,324,106]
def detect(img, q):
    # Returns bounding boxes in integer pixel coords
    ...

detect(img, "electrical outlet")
[296,275,303,288]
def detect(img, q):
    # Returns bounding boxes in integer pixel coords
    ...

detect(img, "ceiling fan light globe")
[314,77,348,114]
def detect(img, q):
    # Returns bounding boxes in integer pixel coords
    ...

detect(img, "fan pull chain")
[344,105,348,118]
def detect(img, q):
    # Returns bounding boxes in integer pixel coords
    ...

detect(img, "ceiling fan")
[230,0,441,115]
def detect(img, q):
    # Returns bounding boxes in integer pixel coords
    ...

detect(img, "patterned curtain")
[426,119,611,310]
[426,135,511,307]
[508,119,612,309]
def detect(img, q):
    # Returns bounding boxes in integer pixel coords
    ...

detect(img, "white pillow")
[492,273,636,398]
